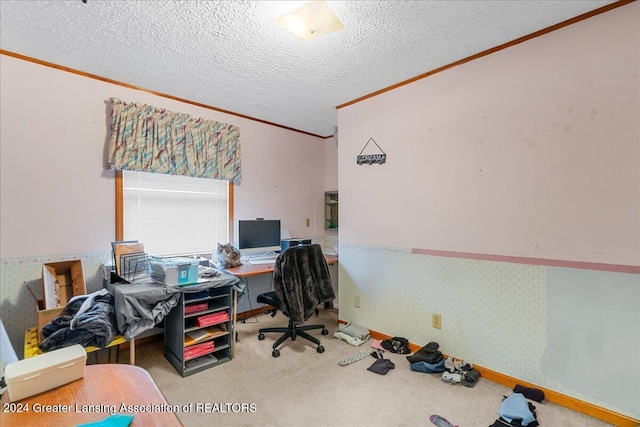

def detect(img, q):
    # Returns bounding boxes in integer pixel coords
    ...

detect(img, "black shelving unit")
[164,283,234,377]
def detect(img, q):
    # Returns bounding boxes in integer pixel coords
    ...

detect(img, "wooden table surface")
[1,364,182,426]
[226,254,338,278]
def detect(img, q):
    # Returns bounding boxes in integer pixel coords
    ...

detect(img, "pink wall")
[0,55,327,258]
[338,3,639,266]
[335,4,639,417]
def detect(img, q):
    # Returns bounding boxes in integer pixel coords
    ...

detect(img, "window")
[119,170,230,256]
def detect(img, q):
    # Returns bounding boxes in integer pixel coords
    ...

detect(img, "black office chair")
[257,244,336,357]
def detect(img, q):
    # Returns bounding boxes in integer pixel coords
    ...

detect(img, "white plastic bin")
[5,344,87,401]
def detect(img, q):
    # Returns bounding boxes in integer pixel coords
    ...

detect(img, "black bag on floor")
[381,337,410,354]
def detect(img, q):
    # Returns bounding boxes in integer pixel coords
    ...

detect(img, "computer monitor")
[237,219,282,255]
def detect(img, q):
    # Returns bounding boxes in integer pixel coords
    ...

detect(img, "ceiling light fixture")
[276,1,344,42]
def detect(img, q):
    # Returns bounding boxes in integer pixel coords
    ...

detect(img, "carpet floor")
[120,309,614,427]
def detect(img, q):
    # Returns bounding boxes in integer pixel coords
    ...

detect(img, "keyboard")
[249,259,277,265]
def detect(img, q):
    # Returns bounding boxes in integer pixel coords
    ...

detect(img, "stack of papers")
[184,341,215,361]
[185,302,208,315]
[195,312,230,328]
[184,324,227,346]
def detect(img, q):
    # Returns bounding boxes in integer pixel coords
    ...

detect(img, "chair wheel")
[272,349,280,357]
[321,328,328,335]
[317,345,325,353]
[258,333,265,340]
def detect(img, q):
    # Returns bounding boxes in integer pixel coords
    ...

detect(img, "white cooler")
[4,344,87,401]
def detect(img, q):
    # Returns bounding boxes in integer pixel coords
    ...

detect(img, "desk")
[226,254,338,278]
[0,364,182,426]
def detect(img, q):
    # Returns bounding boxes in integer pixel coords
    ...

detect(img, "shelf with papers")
[184,303,231,320]
[184,323,229,347]
[183,324,229,345]
[164,281,234,377]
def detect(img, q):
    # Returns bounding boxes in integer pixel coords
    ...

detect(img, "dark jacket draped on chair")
[273,244,335,324]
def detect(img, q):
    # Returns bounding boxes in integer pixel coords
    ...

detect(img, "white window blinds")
[122,170,229,256]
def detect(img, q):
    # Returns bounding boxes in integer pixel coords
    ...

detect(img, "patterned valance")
[107,97,241,183]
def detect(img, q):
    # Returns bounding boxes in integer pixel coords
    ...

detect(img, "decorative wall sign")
[357,138,387,165]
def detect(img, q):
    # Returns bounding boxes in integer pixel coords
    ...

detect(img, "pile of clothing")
[333,322,370,346]
[441,356,481,387]
[407,341,445,372]
[40,289,117,352]
[406,342,481,387]
[366,349,395,375]
[380,336,411,354]
[489,393,539,427]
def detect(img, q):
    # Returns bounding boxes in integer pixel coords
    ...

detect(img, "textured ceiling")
[0,0,615,137]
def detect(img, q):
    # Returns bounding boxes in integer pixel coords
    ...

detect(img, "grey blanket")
[111,282,181,340]
[110,273,242,340]
[273,244,336,324]
[40,290,117,352]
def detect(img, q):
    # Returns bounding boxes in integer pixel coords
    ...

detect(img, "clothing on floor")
[489,419,516,427]
[454,359,473,372]
[336,322,370,341]
[409,359,446,373]
[461,368,481,387]
[513,384,545,402]
[489,417,539,427]
[381,337,411,354]
[333,321,370,346]
[406,341,443,363]
[491,393,539,427]
[370,349,385,359]
[338,349,372,366]
[442,371,462,384]
[367,358,395,375]
[333,331,368,346]
[371,339,386,351]
[444,356,456,372]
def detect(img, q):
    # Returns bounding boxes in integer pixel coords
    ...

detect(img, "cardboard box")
[5,344,87,401]
[42,260,86,309]
[32,260,87,340]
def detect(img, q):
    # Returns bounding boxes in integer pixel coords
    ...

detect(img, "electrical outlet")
[354,294,361,308]
[305,218,310,227]
[432,313,442,329]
